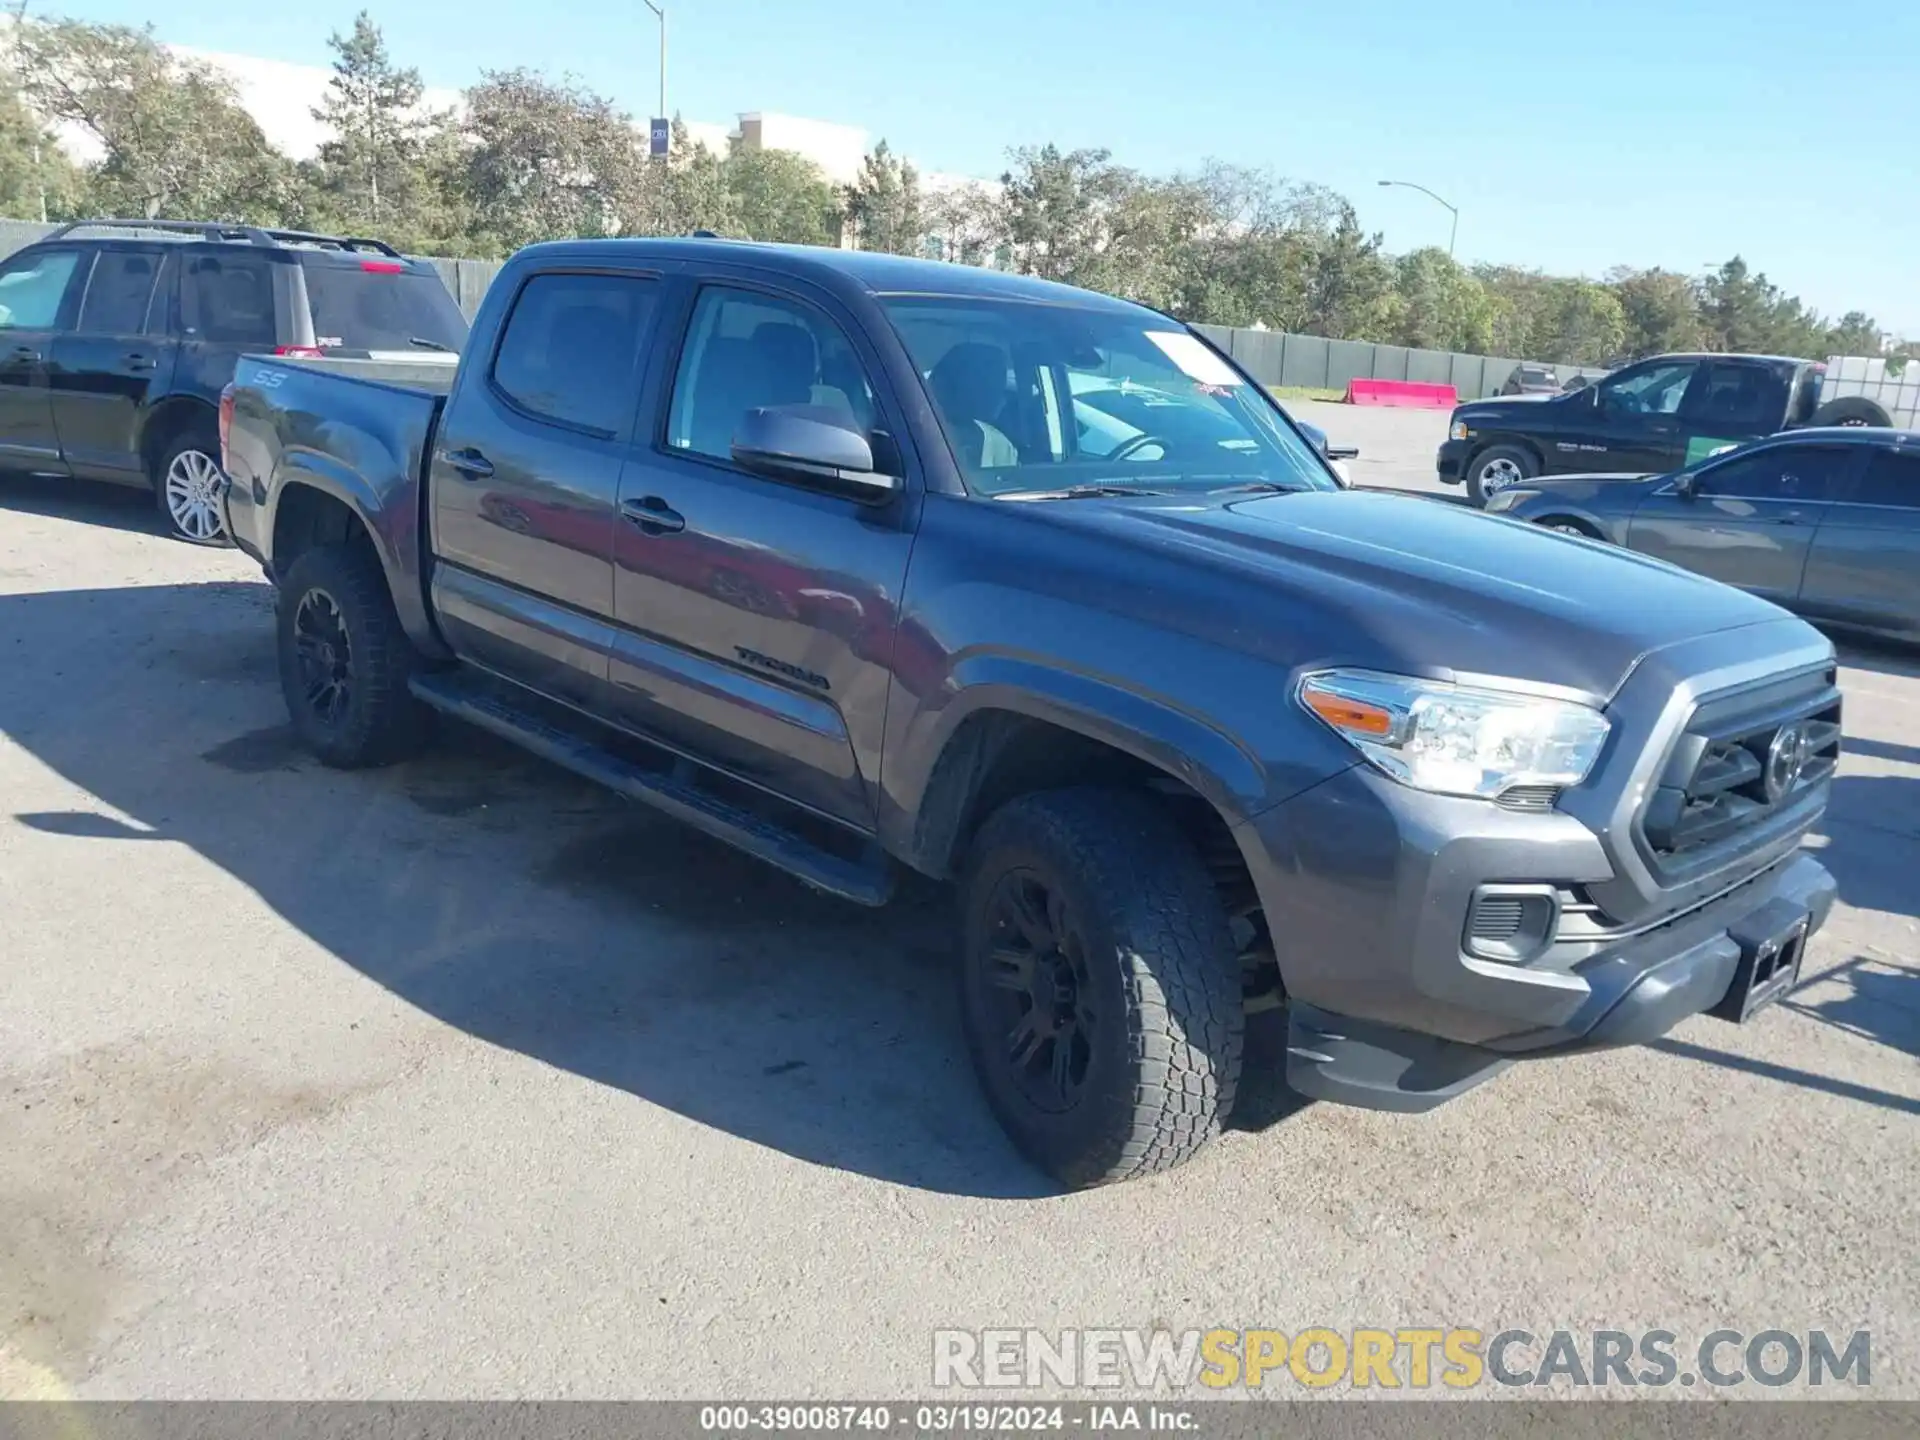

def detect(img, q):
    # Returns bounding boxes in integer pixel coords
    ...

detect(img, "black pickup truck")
[1439,351,1890,506]
[223,240,1839,1188]
[0,218,464,543]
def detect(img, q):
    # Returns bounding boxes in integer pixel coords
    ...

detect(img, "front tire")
[153,425,233,546]
[959,788,1244,1189]
[1467,444,1538,506]
[276,543,428,769]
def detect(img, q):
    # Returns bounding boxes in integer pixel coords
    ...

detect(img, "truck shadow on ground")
[1,581,1312,1199]
[0,472,167,538]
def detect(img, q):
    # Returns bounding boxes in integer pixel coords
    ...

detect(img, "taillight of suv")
[218,384,236,472]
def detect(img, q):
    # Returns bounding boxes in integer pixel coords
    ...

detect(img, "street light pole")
[642,1,666,127]
[1377,179,1458,258]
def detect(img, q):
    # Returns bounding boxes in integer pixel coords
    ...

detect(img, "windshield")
[299,258,469,355]
[880,295,1336,496]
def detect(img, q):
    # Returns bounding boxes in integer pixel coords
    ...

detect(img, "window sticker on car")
[1144,331,1242,387]
[317,336,343,348]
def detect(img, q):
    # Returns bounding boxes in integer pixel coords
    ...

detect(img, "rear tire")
[1809,397,1891,429]
[276,542,428,769]
[152,423,233,546]
[959,788,1244,1190]
[1467,444,1537,506]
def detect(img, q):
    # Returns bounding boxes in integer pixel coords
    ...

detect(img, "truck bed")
[224,353,450,653]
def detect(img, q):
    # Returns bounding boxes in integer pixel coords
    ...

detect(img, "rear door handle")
[443,447,494,480]
[622,495,685,535]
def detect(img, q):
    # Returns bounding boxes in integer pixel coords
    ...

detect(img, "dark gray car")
[1488,427,1920,643]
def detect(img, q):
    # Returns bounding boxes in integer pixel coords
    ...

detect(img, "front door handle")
[1766,511,1809,526]
[9,345,41,363]
[444,447,494,480]
[123,351,156,372]
[622,495,686,535]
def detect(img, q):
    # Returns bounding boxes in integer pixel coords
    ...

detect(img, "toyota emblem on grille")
[1764,722,1814,803]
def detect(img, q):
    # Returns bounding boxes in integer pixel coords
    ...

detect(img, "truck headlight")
[1299,669,1611,801]
[1449,421,1470,441]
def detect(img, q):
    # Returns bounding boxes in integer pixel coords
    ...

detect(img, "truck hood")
[1051,488,1798,701]
[1455,393,1571,419]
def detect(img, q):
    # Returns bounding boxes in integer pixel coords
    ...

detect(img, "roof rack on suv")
[41,218,405,258]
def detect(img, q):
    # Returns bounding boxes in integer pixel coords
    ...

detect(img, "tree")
[0,66,80,221]
[1607,266,1704,360]
[997,144,1118,283]
[309,11,445,242]
[1383,247,1490,352]
[645,118,735,236]
[1297,202,1394,339]
[459,68,643,252]
[725,143,837,245]
[843,140,923,255]
[1824,311,1883,356]
[15,16,294,221]
[923,178,1000,266]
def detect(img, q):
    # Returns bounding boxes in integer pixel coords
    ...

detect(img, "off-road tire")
[959,788,1244,1189]
[276,542,428,769]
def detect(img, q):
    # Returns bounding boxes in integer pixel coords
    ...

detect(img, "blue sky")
[54,0,1920,335]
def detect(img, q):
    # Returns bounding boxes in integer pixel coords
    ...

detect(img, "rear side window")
[1686,361,1788,432]
[183,254,276,345]
[77,250,161,335]
[1852,450,1920,508]
[490,272,658,437]
[301,260,468,354]
[0,248,81,329]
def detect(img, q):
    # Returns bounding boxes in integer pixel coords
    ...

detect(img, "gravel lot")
[2,469,1916,1401]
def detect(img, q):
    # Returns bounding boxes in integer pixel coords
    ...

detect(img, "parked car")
[1440,350,1917,506]
[1487,427,1920,643]
[223,239,1837,1189]
[0,218,465,544]
[1499,362,1560,396]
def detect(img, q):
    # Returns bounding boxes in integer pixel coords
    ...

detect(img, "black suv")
[0,219,467,543]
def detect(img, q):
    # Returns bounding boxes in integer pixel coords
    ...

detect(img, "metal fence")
[0,219,1600,398]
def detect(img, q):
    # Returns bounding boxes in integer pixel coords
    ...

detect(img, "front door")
[49,246,178,480]
[607,277,918,829]
[428,267,663,710]
[1626,441,1859,606]
[1564,357,1700,476]
[0,246,86,471]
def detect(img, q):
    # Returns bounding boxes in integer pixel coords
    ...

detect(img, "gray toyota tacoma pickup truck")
[220,238,1840,1189]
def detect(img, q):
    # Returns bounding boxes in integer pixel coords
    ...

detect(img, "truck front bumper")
[1236,764,1836,1113]
[1436,437,1470,483]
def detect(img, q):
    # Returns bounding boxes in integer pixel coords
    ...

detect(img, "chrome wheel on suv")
[154,432,232,546]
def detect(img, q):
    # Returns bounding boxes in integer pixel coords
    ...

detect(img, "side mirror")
[1672,472,1698,499]
[730,405,902,504]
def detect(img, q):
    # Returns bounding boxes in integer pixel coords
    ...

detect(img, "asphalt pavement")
[2,466,1915,1401]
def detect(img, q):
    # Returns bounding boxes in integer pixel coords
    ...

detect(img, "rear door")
[49,244,179,480]
[177,249,287,404]
[1675,358,1790,465]
[1569,357,1699,475]
[428,266,663,709]
[1625,440,1859,606]
[1798,446,1920,638]
[0,245,86,471]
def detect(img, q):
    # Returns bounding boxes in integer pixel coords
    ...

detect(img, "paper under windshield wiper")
[1205,480,1311,495]
[407,336,457,352]
[996,483,1169,501]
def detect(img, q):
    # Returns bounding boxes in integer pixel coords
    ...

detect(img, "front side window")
[1600,360,1696,417]
[183,253,276,345]
[0,249,81,330]
[881,296,1333,496]
[77,250,162,335]
[490,272,658,436]
[666,287,877,462]
[1696,444,1854,501]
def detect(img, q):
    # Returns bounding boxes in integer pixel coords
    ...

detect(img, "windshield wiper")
[407,336,457,353]
[995,483,1169,501]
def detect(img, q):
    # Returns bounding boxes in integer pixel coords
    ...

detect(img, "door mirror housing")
[1671,471,1699,499]
[730,405,902,503]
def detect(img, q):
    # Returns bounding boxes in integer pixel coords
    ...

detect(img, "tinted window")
[0,249,80,329]
[491,272,657,436]
[1698,445,1854,501]
[77,250,161,335]
[183,254,276,345]
[1685,361,1788,431]
[301,260,468,354]
[667,287,877,462]
[883,295,1333,495]
[1852,449,1920,508]
[1600,360,1696,416]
